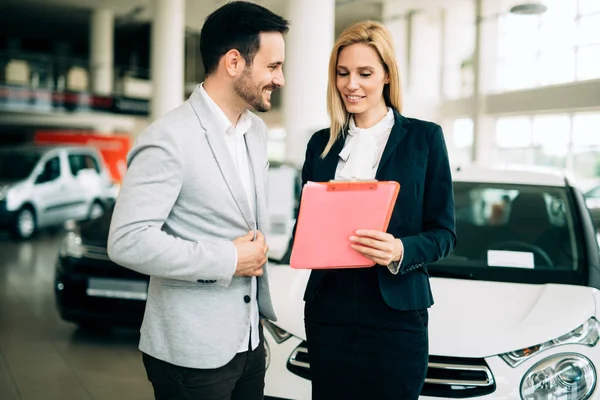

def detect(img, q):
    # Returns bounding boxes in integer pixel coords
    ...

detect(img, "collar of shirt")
[199,83,252,137]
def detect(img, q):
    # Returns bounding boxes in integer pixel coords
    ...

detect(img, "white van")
[264,166,600,400]
[0,145,115,239]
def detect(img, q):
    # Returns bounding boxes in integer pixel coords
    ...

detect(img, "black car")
[54,206,148,329]
[54,162,301,330]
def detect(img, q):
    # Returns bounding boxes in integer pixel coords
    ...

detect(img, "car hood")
[78,207,113,247]
[267,267,595,358]
[0,179,23,186]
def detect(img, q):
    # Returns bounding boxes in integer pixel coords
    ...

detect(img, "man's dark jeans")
[142,338,266,400]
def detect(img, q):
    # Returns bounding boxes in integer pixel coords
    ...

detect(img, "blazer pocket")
[160,278,213,288]
[196,279,217,285]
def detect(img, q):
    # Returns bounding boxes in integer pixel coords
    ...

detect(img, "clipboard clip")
[326,180,379,191]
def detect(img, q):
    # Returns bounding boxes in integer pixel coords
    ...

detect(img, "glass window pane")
[496,117,532,148]
[494,148,535,166]
[573,113,600,147]
[577,15,600,47]
[443,67,461,99]
[532,115,570,153]
[539,50,576,85]
[572,147,600,178]
[498,15,539,58]
[543,0,578,21]
[577,44,600,80]
[579,0,600,15]
[540,20,576,52]
[497,57,539,91]
[453,118,474,148]
[532,115,570,169]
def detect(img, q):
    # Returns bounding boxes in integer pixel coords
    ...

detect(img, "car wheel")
[88,201,105,220]
[11,207,36,239]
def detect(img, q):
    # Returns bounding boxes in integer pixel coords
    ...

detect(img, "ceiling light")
[509,2,548,15]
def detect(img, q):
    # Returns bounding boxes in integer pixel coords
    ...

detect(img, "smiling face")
[233,32,285,112]
[335,43,389,126]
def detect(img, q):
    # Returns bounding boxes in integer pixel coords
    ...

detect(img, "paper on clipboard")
[290,180,400,270]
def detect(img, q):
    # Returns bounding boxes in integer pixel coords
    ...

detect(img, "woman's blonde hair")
[322,20,403,158]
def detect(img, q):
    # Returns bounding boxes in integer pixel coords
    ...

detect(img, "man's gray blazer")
[107,85,276,369]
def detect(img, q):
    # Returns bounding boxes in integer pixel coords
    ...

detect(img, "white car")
[0,145,115,239]
[263,165,600,400]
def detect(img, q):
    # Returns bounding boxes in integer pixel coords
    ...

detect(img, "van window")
[36,157,61,184]
[69,154,100,176]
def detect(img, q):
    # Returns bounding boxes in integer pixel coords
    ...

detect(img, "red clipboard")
[290,180,400,270]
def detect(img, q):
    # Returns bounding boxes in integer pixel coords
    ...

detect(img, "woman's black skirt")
[304,266,428,400]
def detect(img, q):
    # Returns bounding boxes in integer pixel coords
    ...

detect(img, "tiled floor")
[0,231,154,400]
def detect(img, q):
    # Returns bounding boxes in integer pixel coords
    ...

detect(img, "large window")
[494,112,600,180]
[532,114,570,169]
[495,0,600,92]
[450,118,474,165]
[495,116,534,165]
[267,127,286,162]
[572,113,600,179]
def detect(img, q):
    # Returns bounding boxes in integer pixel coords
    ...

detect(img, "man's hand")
[349,229,403,266]
[233,230,268,277]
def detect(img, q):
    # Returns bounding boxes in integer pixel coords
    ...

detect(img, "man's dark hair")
[200,1,290,76]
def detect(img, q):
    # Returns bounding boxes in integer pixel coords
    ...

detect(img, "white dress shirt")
[200,84,260,352]
[335,107,403,274]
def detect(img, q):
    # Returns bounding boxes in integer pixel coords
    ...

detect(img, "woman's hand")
[349,229,404,266]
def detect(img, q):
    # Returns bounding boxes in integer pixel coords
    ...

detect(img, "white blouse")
[334,107,402,274]
[335,107,395,180]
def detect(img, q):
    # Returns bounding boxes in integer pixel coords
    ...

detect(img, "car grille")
[82,244,110,261]
[0,200,9,223]
[287,342,496,398]
[422,355,496,398]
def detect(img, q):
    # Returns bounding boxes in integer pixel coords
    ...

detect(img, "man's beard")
[234,68,272,113]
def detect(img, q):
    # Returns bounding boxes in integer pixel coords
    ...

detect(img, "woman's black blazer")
[297,110,457,310]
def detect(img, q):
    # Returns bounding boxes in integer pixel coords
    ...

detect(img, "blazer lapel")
[245,130,266,230]
[318,134,346,182]
[376,110,409,176]
[190,86,256,229]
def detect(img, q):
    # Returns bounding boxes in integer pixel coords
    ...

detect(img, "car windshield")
[430,182,587,285]
[0,151,41,181]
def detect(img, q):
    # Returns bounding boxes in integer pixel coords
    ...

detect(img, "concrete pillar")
[383,2,409,92]
[470,0,498,165]
[90,8,114,95]
[384,1,443,121]
[151,0,185,119]
[283,0,335,167]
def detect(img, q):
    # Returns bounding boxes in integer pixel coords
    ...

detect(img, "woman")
[296,21,456,399]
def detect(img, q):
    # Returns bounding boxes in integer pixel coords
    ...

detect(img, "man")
[107,2,289,399]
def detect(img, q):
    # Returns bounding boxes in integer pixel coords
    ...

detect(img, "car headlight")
[261,319,292,344]
[264,339,271,370]
[60,232,85,258]
[0,185,9,201]
[501,318,600,367]
[521,353,596,400]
